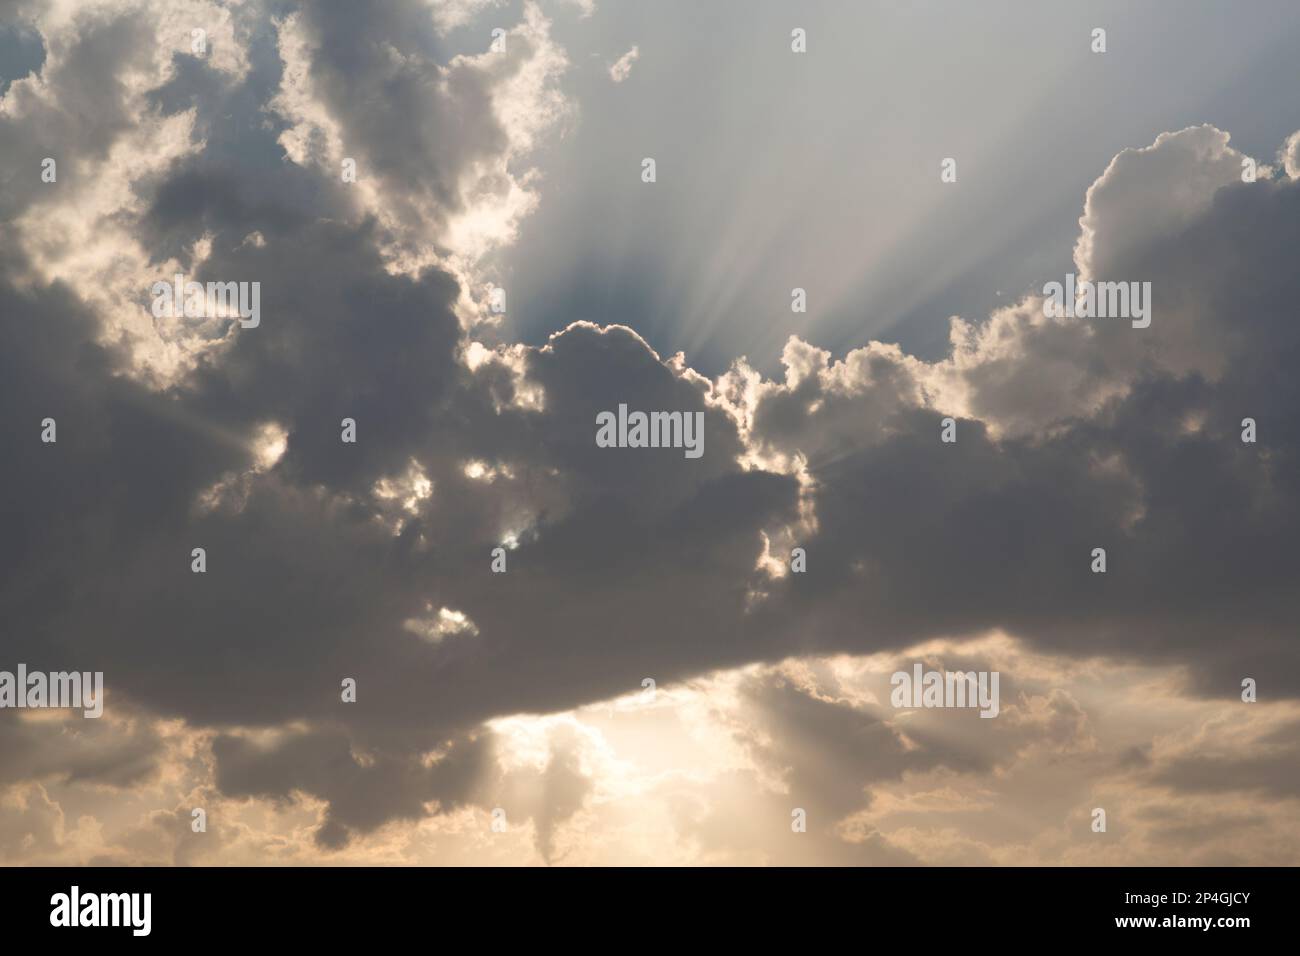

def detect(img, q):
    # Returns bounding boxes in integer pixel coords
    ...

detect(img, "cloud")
[270,0,571,290]
[212,727,495,849]
[608,45,638,83]
[2,0,1299,859]
[0,713,162,789]
[1073,125,1249,282]
[0,782,65,862]
[1279,129,1300,180]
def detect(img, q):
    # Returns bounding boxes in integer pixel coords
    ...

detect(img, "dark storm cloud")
[745,171,1300,696]
[0,712,162,789]
[287,0,497,211]
[736,673,991,819]
[0,1,799,843]
[213,727,494,847]
[2,0,1299,848]
[1149,720,1300,800]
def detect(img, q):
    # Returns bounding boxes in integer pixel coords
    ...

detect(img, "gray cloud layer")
[2,0,1298,852]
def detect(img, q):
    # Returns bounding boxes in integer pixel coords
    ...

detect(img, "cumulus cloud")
[1073,125,1249,282]
[270,0,572,300]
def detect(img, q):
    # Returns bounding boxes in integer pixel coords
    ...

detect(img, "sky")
[1,0,1299,866]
